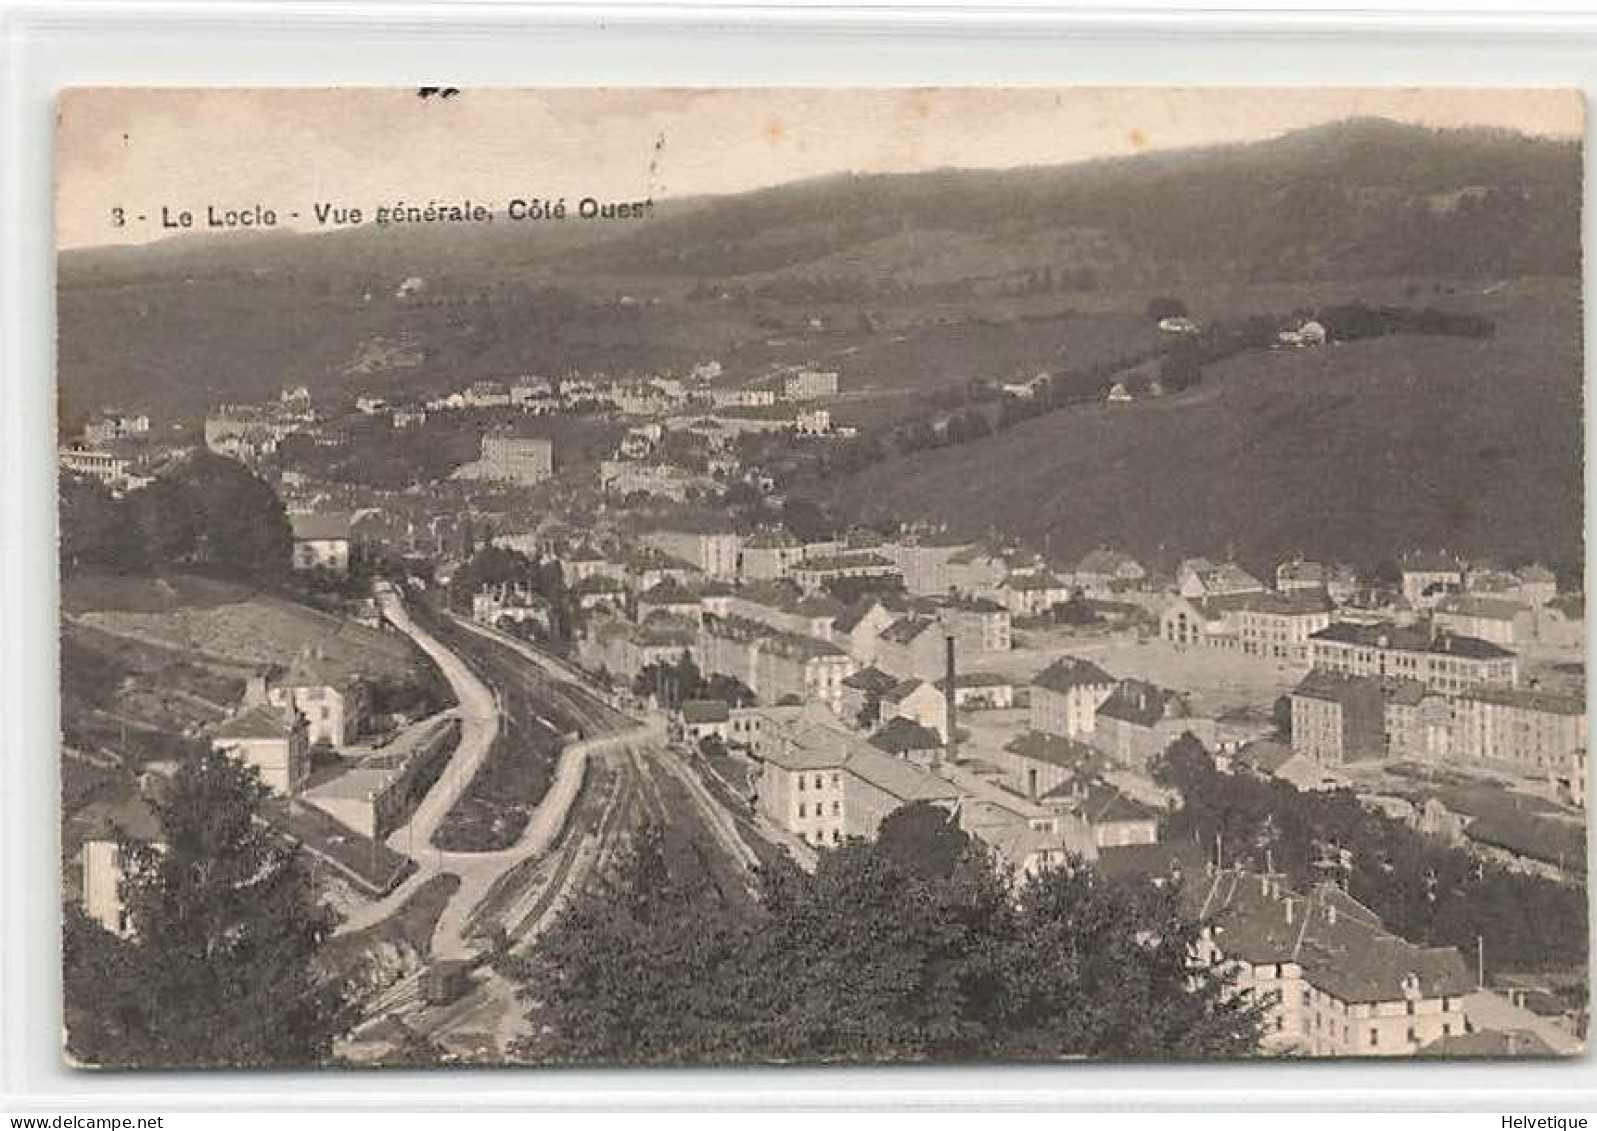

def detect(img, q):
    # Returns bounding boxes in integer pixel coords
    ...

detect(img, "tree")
[125,476,201,565]
[58,474,141,573]
[875,801,971,881]
[64,749,350,1067]
[165,453,293,578]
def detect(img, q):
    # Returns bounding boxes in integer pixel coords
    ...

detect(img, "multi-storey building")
[1290,670,1392,765]
[1308,621,1517,694]
[782,367,840,401]
[699,614,856,713]
[640,526,742,579]
[1162,590,1334,664]
[1192,870,1475,1058]
[1452,687,1587,776]
[1029,657,1116,740]
[1091,680,1215,772]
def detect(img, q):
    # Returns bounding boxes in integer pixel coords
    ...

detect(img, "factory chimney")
[942,633,958,768]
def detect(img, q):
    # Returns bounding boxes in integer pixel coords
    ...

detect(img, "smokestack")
[943,633,958,768]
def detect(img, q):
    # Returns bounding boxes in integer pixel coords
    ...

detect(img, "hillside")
[589,118,1581,284]
[57,118,1580,420]
[831,277,1583,577]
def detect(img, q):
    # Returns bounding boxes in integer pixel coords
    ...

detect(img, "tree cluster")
[1153,736,1588,975]
[63,749,349,1068]
[633,651,755,711]
[513,804,1266,1066]
[60,454,292,580]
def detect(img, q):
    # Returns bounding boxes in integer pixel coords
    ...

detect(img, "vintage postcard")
[55,88,1587,1068]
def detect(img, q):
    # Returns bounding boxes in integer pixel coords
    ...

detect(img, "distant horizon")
[56,88,1583,252]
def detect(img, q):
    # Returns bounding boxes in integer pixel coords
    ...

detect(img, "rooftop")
[1310,620,1516,661]
[1031,656,1116,695]
[289,511,353,542]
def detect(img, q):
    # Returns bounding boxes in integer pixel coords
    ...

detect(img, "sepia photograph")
[53,87,1588,1070]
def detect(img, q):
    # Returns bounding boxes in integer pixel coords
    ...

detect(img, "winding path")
[337,585,654,963]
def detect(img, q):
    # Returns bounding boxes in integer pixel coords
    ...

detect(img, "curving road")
[337,585,654,963]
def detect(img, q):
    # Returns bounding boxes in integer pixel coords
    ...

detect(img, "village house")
[940,543,1014,599]
[885,532,981,597]
[937,596,1014,654]
[1176,558,1268,600]
[1069,548,1148,597]
[557,543,623,587]
[1399,550,1465,609]
[836,598,899,666]
[1091,680,1214,772]
[679,699,733,744]
[1029,657,1117,740]
[288,511,353,574]
[263,654,369,749]
[739,528,806,581]
[636,579,705,624]
[995,730,1114,806]
[211,702,310,796]
[78,793,164,936]
[840,664,899,726]
[1433,594,1533,649]
[1308,621,1518,694]
[571,573,628,614]
[1192,871,1475,1058]
[1045,782,1160,849]
[867,717,946,760]
[1275,558,1359,602]
[933,672,1016,712]
[880,678,951,742]
[995,570,1074,618]
[874,615,946,681]
[58,445,144,493]
[472,582,553,634]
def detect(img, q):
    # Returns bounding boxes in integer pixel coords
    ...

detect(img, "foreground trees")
[514,806,1264,1065]
[63,749,349,1068]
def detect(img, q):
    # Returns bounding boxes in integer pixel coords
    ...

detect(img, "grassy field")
[830,277,1582,577]
[64,570,418,685]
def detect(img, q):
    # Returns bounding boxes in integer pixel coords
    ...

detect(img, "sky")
[56,87,1584,250]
